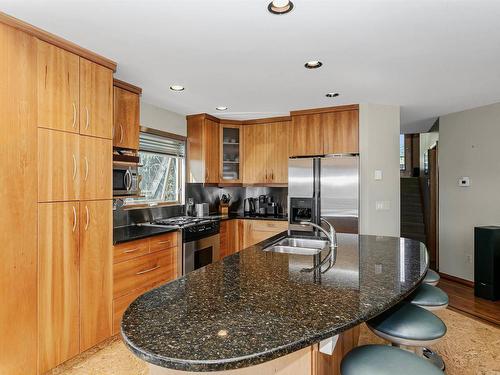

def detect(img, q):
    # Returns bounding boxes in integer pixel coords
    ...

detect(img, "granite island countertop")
[121,232,428,372]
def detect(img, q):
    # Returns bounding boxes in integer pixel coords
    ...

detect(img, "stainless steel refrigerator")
[288,155,359,233]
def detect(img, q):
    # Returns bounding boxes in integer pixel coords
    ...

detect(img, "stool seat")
[341,345,443,375]
[423,269,440,286]
[409,284,448,310]
[367,303,446,346]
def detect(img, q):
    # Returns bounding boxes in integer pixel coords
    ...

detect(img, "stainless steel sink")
[264,245,323,256]
[275,237,329,249]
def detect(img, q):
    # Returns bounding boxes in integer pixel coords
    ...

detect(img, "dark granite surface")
[113,225,178,245]
[121,232,428,371]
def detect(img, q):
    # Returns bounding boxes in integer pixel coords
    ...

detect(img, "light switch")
[374,170,383,181]
[376,201,391,210]
[458,177,470,187]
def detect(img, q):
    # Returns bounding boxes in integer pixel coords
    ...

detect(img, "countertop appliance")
[149,216,220,275]
[244,198,256,215]
[288,154,359,234]
[113,161,140,197]
[195,203,209,217]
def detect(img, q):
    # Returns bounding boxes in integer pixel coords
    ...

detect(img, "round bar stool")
[423,269,440,286]
[408,283,449,369]
[366,303,447,371]
[341,345,443,375]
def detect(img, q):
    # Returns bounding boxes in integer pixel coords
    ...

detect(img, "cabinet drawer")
[113,249,176,299]
[113,238,149,264]
[251,220,288,232]
[149,232,177,254]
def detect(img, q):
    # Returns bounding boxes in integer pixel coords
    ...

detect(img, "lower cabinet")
[112,232,180,335]
[242,220,288,248]
[220,219,242,258]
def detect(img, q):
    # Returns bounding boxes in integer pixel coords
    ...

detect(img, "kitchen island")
[121,232,428,375]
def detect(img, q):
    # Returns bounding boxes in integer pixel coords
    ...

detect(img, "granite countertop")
[121,232,428,371]
[113,225,178,245]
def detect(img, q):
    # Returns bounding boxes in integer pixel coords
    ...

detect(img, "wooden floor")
[439,277,500,326]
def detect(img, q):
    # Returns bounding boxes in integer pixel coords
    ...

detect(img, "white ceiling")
[3,0,500,133]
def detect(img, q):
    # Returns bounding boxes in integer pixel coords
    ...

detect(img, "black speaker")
[474,226,500,300]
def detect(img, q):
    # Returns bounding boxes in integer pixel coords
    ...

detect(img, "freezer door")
[320,156,359,233]
[288,158,314,198]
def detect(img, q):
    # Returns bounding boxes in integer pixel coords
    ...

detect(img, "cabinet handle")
[85,205,90,231]
[119,124,124,143]
[72,102,76,128]
[85,106,90,130]
[123,247,139,254]
[157,240,171,245]
[84,156,89,181]
[72,206,77,232]
[72,154,77,180]
[136,265,159,275]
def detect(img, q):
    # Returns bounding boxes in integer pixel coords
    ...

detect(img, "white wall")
[439,102,500,281]
[140,101,186,136]
[359,104,401,237]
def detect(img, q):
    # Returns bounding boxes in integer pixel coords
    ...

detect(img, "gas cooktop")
[152,216,214,228]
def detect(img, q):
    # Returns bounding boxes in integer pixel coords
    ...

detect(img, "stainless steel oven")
[113,162,140,196]
[182,221,220,275]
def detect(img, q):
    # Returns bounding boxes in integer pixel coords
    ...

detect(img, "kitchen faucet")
[299,218,338,273]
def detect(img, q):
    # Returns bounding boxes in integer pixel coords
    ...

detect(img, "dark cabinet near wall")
[474,226,500,300]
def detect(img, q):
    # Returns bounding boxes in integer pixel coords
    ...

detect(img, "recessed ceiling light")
[304,60,323,69]
[169,85,184,91]
[326,93,339,98]
[216,106,228,111]
[268,0,294,15]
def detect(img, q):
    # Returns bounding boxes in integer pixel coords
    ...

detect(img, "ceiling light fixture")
[216,106,228,111]
[304,60,323,69]
[169,85,185,92]
[268,0,294,15]
[326,92,339,98]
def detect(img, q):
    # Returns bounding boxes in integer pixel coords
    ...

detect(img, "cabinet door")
[38,128,80,202]
[322,110,359,154]
[38,203,80,374]
[80,200,112,351]
[203,119,220,183]
[80,59,113,139]
[290,114,323,157]
[220,220,239,258]
[267,121,290,184]
[220,124,242,183]
[243,124,269,184]
[243,220,288,248]
[80,136,112,200]
[37,39,79,133]
[113,86,140,150]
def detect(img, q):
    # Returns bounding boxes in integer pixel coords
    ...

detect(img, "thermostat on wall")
[458,177,470,187]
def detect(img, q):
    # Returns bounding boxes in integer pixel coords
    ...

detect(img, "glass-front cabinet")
[220,124,242,183]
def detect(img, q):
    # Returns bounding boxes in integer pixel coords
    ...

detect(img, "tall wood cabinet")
[187,114,220,183]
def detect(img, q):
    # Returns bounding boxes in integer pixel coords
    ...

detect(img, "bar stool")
[341,345,443,375]
[423,269,440,286]
[366,303,447,371]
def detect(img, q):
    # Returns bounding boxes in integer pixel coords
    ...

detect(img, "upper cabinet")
[220,123,242,183]
[186,114,220,184]
[79,59,113,139]
[290,114,323,157]
[37,40,80,133]
[113,80,141,150]
[322,109,359,154]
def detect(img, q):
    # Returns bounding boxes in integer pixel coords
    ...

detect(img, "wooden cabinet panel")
[37,39,80,133]
[79,59,113,139]
[242,220,288,248]
[113,238,150,264]
[79,135,112,200]
[243,124,269,184]
[79,200,112,351]
[112,283,156,335]
[38,203,80,374]
[113,86,140,150]
[38,128,80,202]
[267,122,290,184]
[113,247,178,299]
[149,232,178,254]
[322,110,359,154]
[204,118,220,183]
[220,124,242,183]
[290,114,323,157]
[220,220,240,258]
[0,24,38,375]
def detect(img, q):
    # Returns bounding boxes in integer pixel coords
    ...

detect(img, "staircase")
[400,177,427,244]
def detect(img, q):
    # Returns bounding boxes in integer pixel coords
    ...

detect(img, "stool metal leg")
[423,347,446,371]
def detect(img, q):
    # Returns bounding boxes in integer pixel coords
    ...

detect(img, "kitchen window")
[125,129,185,206]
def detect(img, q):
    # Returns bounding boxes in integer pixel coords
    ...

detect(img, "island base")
[149,325,360,375]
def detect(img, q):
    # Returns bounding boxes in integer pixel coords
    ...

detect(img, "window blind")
[139,131,185,157]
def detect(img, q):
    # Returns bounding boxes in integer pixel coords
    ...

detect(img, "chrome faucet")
[299,218,338,273]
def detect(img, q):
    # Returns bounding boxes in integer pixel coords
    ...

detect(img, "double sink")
[264,237,329,256]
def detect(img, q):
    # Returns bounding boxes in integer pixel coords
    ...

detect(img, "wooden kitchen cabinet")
[79,200,113,351]
[220,220,241,258]
[187,114,221,183]
[37,39,80,133]
[113,85,140,150]
[242,220,288,248]
[79,58,113,139]
[290,113,323,157]
[322,110,359,154]
[220,123,242,183]
[38,128,80,202]
[79,135,112,200]
[267,121,290,184]
[38,202,80,374]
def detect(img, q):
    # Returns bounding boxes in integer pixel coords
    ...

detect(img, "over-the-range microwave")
[113,158,140,197]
